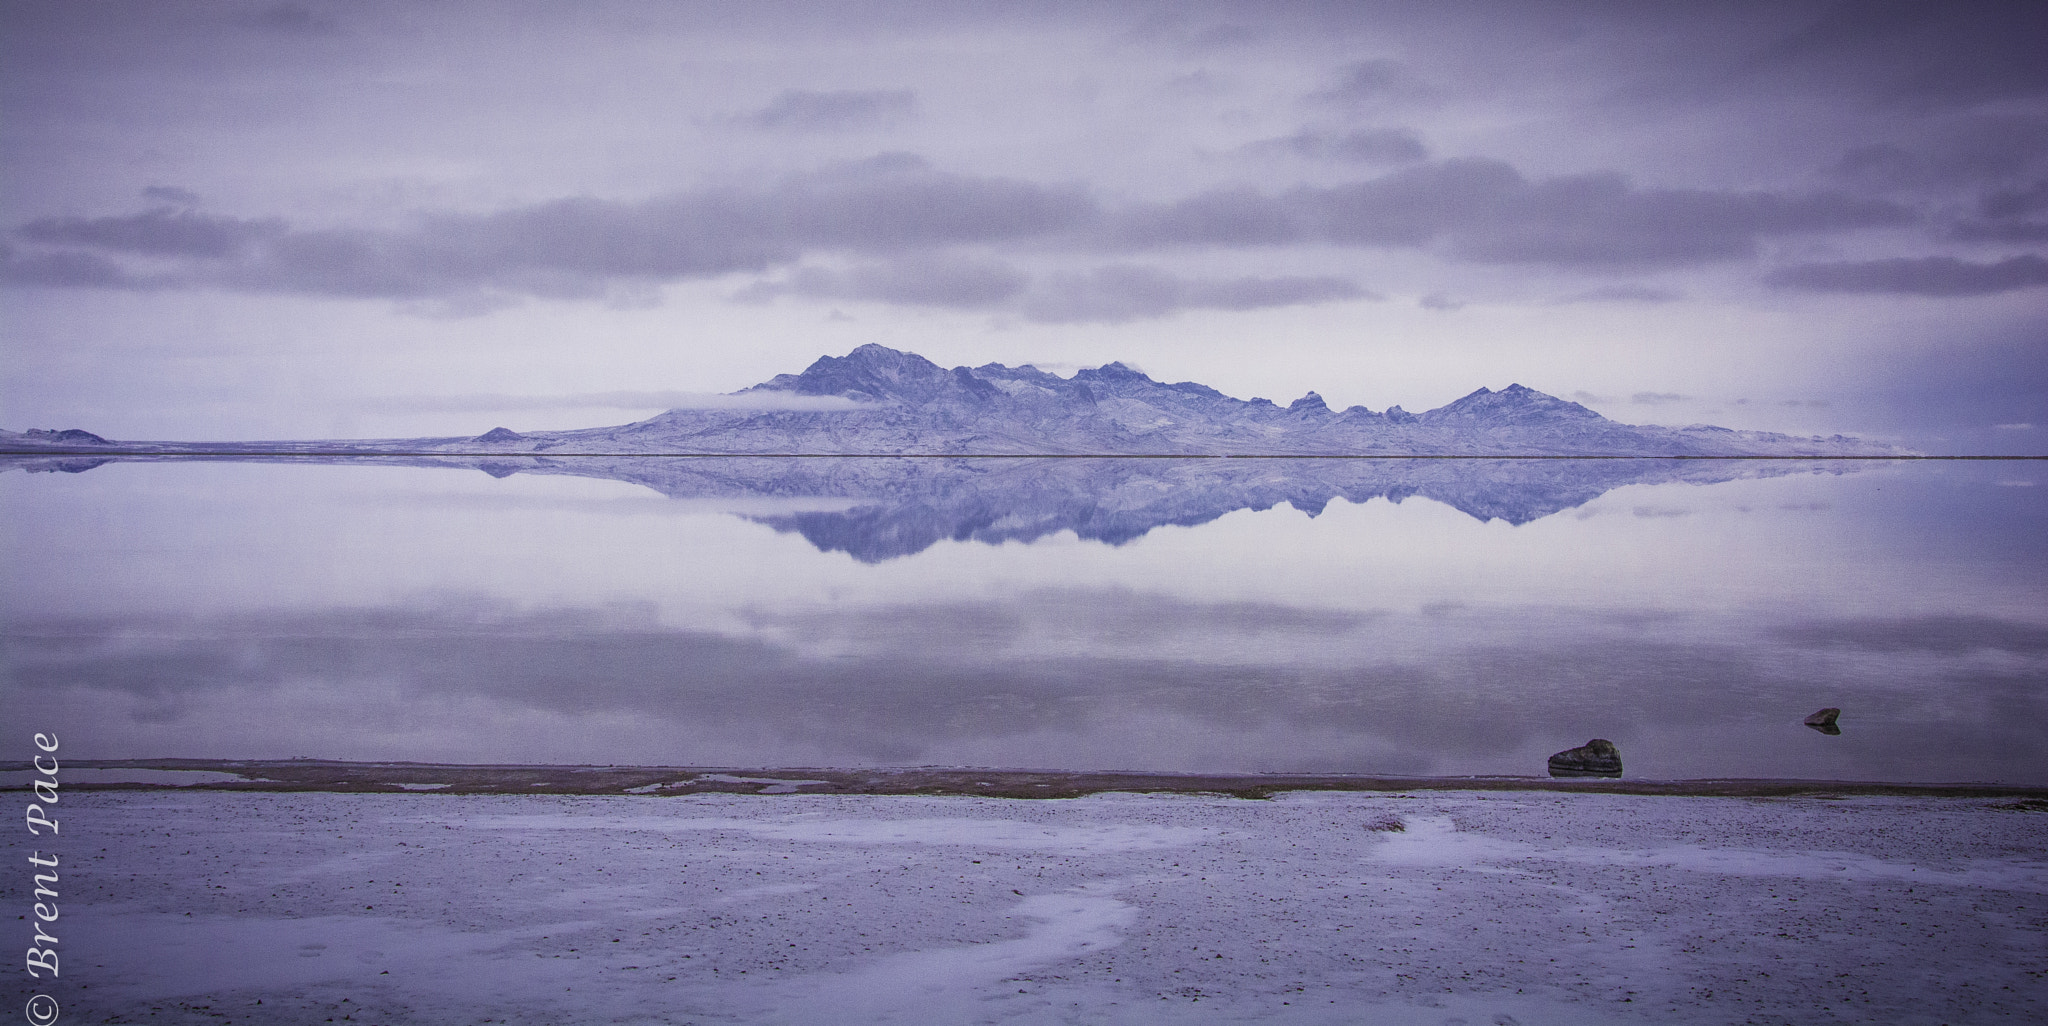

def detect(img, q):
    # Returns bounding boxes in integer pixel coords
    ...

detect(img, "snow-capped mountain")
[3,340,1903,560]
[503,344,1905,456]
[1,343,1903,456]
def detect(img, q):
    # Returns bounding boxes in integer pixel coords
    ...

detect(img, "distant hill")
[2,344,1904,456]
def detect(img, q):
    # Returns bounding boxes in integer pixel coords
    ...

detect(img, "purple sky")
[3,1,2044,451]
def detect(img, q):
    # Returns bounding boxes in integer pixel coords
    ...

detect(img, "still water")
[3,455,2043,782]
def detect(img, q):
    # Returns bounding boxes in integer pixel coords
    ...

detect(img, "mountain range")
[1,344,1904,457]
[0,344,1907,559]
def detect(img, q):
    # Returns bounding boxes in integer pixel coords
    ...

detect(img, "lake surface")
[3,455,2043,783]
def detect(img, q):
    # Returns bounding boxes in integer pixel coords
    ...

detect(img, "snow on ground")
[16,790,2048,1024]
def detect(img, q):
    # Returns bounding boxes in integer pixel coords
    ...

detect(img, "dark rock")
[1547,738,1623,778]
[477,427,525,443]
[25,428,112,445]
[1804,707,1842,735]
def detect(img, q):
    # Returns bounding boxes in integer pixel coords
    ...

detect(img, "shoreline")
[8,758,2047,799]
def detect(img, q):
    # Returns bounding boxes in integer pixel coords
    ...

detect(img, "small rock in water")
[1547,738,1623,778]
[1804,707,1842,735]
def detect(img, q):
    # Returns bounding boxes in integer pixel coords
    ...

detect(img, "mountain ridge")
[603,344,1901,456]
[1,343,1905,457]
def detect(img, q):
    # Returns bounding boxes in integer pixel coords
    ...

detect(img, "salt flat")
[20,790,2048,1024]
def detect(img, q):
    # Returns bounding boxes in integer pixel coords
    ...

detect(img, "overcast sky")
[3,0,2045,451]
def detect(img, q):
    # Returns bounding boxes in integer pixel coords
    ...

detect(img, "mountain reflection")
[3,453,1870,561]
[4,453,2039,781]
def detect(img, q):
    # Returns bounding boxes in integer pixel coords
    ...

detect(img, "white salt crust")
[22,790,2047,1024]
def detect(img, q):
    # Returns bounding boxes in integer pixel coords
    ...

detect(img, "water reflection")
[2,456,2042,782]
[6,452,1874,560]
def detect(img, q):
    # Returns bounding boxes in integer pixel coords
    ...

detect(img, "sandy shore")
[8,788,2045,1024]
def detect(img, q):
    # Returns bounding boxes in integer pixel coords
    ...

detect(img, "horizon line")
[3,450,2040,461]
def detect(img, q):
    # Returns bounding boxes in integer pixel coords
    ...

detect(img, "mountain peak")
[1075,360,1154,384]
[1424,383,1602,425]
[1289,391,1330,414]
[844,342,919,361]
[765,344,950,401]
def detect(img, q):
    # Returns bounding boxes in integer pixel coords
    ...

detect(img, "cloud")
[1955,222,2048,244]
[0,154,1925,307]
[17,599,2047,776]
[1185,23,1261,51]
[742,254,1030,308]
[228,3,340,36]
[1247,128,1429,165]
[746,89,916,131]
[1559,284,1683,304]
[1767,254,2048,297]
[0,243,141,288]
[1017,265,1369,323]
[1122,159,1910,265]
[747,259,1366,323]
[764,590,1375,652]
[1306,59,1436,109]
[1830,117,2048,193]
[141,185,202,208]
[1831,144,1931,190]
[4,155,1095,305]
[1307,161,1912,265]
[1954,178,2048,242]
[1110,187,1300,247]
[15,207,286,258]
[1631,392,1690,406]
[1746,0,2048,109]
[1772,614,2048,656]
[777,154,1096,246]
[1978,179,2048,220]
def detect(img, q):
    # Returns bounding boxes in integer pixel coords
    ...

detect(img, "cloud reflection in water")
[2,456,2042,782]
